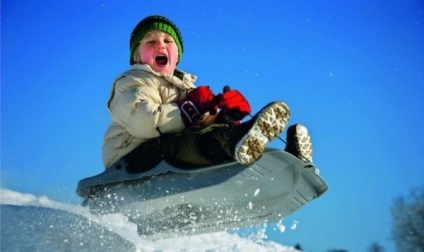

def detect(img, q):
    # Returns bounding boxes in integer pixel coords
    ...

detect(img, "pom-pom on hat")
[129,15,183,65]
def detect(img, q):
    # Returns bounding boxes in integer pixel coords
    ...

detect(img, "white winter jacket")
[102,64,197,168]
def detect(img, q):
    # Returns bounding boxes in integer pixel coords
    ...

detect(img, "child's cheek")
[140,47,154,63]
[169,46,179,62]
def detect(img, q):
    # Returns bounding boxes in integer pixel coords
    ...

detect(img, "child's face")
[138,30,179,75]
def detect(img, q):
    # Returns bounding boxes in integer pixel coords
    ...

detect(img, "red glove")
[177,86,216,126]
[215,87,251,123]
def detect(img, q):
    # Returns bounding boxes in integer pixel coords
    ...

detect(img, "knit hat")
[129,15,183,65]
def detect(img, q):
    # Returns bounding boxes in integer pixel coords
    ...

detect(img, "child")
[102,15,313,172]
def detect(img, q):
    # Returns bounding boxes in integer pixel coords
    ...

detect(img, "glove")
[215,86,251,124]
[177,86,216,126]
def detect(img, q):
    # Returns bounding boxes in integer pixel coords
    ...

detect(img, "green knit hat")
[129,15,183,65]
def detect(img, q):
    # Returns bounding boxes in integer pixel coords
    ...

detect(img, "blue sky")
[2,0,424,251]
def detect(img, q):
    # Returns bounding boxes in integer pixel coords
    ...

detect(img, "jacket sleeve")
[107,75,185,139]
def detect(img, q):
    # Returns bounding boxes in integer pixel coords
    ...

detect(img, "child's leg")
[164,125,234,168]
[123,137,165,172]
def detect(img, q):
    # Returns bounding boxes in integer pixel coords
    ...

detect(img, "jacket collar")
[130,64,197,90]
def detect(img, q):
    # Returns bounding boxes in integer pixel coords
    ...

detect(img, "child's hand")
[185,86,216,114]
[177,86,216,126]
[215,87,251,121]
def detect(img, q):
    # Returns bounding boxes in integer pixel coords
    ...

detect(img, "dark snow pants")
[123,124,234,173]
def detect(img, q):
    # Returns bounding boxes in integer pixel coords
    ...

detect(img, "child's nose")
[157,41,166,49]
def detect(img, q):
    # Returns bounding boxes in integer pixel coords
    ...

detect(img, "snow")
[0,188,299,252]
[254,188,260,196]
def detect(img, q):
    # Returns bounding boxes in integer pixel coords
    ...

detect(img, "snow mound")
[0,188,298,252]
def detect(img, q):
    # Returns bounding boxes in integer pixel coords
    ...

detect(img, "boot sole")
[293,124,313,162]
[235,102,290,165]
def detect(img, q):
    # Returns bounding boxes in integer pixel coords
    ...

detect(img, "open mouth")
[155,55,168,65]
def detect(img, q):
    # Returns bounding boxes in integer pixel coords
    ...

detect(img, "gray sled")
[76,148,328,240]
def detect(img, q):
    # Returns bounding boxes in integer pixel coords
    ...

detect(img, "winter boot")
[230,101,290,165]
[284,124,313,162]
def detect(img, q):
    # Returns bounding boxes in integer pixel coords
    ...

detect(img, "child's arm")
[107,75,186,139]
